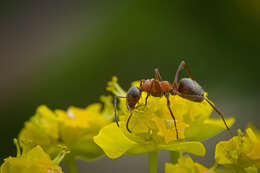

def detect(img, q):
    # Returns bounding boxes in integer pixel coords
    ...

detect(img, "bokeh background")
[1,1,260,172]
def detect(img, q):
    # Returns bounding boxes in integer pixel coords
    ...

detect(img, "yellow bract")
[170,93,213,123]
[165,156,208,173]
[152,116,188,144]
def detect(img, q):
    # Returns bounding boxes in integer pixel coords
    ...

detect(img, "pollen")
[66,110,75,119]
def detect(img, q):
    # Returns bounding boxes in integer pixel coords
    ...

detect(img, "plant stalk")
[170,151,179,164]
[64,155,78,173]
[148,151,158,173]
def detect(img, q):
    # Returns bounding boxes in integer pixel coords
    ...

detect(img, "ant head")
[126,86,141,109]
[178,78,204,96]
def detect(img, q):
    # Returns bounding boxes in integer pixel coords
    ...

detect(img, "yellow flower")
[215,128,260,169]
[18,96,114,162]
[165,155,209,173]
[152,116,188,144]
[56,96,114,160]
[0,139,68,173]
[18,105,60,157]
[94,77,234,159]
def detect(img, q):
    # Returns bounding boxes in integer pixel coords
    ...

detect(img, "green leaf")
[160,141,206,156]
[184,117,235,141]
[94,123,137,159]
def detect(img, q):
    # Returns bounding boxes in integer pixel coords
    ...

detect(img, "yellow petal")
[94,123,137,159]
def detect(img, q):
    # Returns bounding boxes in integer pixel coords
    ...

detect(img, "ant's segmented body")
[114,61,232,139]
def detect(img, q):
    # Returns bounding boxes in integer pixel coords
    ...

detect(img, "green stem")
[13,139,21,157]
[170,151,179,164]
[148,151,158,173]
[210,161,218,170]
[64,155,78,173]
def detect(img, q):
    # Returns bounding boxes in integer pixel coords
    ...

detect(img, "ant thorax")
[140,79,171,97]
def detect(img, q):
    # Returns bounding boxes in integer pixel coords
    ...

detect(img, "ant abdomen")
[178,78,204,101]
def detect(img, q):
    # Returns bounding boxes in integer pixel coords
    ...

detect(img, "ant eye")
[127,86,141,98]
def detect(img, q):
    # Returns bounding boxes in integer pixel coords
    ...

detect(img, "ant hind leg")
[173,61,194,89]
[204,97,233,136]
[177,93,233,136]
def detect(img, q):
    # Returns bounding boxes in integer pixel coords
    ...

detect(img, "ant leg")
[177,93,233,136]
[126,104,133,133]
[165,93,179,139]
[139,80,144,88]
[154,68,162,81]
[173,61,194,89]
[114,96,127,127]
[144,94,150,107]
[204,97,233,136]
[144,80,155,106]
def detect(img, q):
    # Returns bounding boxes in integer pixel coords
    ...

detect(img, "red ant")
[114,61,232,139]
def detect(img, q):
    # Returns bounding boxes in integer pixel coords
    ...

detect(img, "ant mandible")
[114,61,232,139]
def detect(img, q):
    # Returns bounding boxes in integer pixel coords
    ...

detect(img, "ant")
[114,61,232,139]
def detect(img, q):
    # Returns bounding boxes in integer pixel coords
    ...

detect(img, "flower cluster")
[165,127,260,173]
[18,105,60,158]
[165,155,208,173]
[215,128,260,172]
[2,95,114,172]
[1,139,68,173]
[94,77,234,159]
[18,96,113,162]
[1,76,241,173]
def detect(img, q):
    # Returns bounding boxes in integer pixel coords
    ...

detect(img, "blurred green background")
[1,1,260,172]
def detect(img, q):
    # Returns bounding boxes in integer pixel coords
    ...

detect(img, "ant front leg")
[114,96,127,127]
[177,93,233,136]
[165,93,179,139]
[126,102,134,133]
[173,61,194,89]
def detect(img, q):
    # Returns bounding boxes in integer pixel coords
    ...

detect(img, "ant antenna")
[114,96,126,127]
